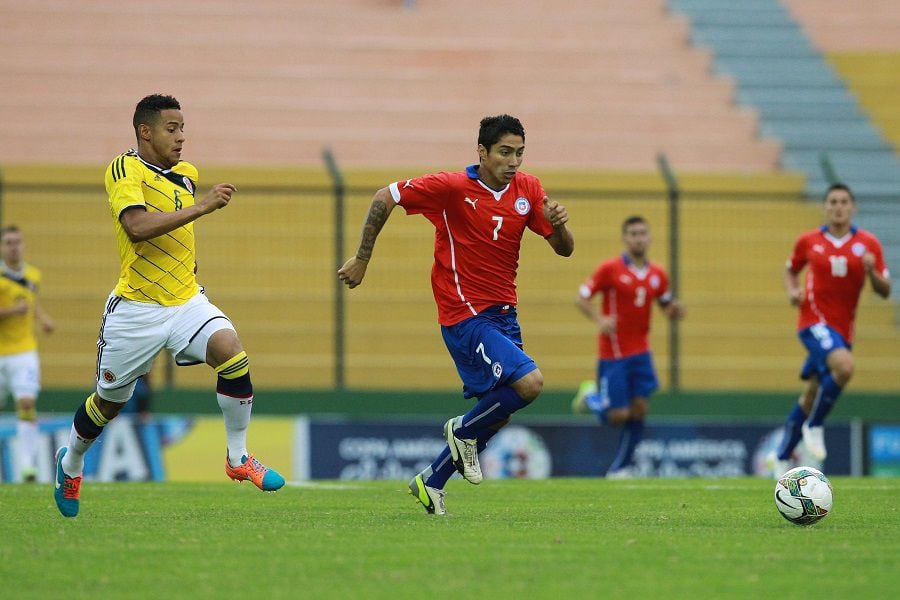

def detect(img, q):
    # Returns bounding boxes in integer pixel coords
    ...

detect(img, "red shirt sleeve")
[788,233,809,273]
[391,172,451,216]
[525,178,554,238]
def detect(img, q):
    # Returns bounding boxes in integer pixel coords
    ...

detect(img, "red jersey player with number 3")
[571,216,684,477]
[338,115,574,515]
[771,183,891,476]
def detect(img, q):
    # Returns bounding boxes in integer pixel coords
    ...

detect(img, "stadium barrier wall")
[1,165,897,393]
[4,414,898,483]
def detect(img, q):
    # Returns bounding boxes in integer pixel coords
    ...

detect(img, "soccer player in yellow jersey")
[0,225,55,482]
[53,94,284,517]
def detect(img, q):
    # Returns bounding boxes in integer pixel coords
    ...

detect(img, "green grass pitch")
[2,478,897,599]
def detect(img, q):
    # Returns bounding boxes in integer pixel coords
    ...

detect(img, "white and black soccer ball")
[774,466,833,526]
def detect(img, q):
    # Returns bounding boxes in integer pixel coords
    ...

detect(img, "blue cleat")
[53,447,81,518]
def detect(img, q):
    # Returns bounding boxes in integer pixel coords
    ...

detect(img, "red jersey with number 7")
[787,225,888,344]
[389,165,554,326]
[579,255,671,360]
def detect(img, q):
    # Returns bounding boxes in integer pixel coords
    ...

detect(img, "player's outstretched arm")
[120,183,236,242]
[338,187,397,289]
[542,196,574,257]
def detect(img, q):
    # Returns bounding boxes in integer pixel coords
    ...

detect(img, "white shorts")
[0,350,41,401]
[96,291,235,402]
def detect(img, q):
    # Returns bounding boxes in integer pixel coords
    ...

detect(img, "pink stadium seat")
[0,0,779,171]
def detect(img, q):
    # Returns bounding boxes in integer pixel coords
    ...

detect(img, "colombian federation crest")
[514,197,530,215]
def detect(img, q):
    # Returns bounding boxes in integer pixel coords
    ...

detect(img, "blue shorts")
[441,305,537,399]
[798,324,850,381]
[597,351,659,410]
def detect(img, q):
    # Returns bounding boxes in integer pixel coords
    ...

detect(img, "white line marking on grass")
[286,481,363,490]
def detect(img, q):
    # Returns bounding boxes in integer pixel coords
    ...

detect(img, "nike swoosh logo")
[775,490,793,508]
[55,475,61,489]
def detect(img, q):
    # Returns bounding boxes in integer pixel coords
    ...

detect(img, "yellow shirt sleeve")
[105,153,146,220]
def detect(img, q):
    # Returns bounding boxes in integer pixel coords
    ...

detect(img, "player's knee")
[831,358,854,385]
[513,369,543,403]
[606,408,629,426]
[97,396,125,420]
[489,417,511,431]
[207,329,243,367]
[630,398,649,420]
[15,397,36,411]
[16,400,37,422]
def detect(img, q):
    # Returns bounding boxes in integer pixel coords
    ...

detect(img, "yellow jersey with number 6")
[105,150,200,306]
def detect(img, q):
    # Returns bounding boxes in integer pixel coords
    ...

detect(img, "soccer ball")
[774,466,833,526]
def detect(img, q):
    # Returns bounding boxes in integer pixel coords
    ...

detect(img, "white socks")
[217,393,251,467]
[16,419,38,475]
[62,424,97,476]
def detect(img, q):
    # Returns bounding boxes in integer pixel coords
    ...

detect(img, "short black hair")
[0,225,21,241]
[478,114,525,152]
[133,94,181,136]
[824,182,855,202]
[622,215,648,233]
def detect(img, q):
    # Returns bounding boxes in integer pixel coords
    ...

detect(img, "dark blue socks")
[776,403,806,460]
[808,374,842,427]
[609,419,644,472]
[454,386,528,439]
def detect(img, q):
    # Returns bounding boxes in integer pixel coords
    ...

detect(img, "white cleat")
[408,474,446,516]
[444,416,482,484]
[767,451,791,480]
[801,423,828,461]
[605,467,636,480]
[571,380,597,415]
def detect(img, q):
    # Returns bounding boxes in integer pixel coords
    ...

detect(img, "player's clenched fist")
[542,196,568,228]
[198,183,237,213]
[338,256,369,289]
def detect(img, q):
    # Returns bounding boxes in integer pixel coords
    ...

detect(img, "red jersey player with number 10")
[338,115,574,515]
[571,216,684,478]
[771,183,891,476]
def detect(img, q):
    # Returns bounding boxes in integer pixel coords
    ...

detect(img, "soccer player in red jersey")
[771,183,891,475]
[571,216,684,477]
[338,115,574,514]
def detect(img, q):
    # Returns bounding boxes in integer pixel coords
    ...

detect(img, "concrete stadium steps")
[828,52,900,153]
[670,0,900,200]
[783,2,900,297]
[1,0,779,172]
[784,0,900,51]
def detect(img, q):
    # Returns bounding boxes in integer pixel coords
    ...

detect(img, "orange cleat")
[224,453,285,491]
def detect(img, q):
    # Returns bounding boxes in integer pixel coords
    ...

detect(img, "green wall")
[35,388,897,423]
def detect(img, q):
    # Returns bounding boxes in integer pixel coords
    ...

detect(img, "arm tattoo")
[356,199,389,261]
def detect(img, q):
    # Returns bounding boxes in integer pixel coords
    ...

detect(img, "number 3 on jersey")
[634,286,646,307]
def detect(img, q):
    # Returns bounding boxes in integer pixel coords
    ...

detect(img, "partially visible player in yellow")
[53,94,284,517]
[0,225,55,482]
